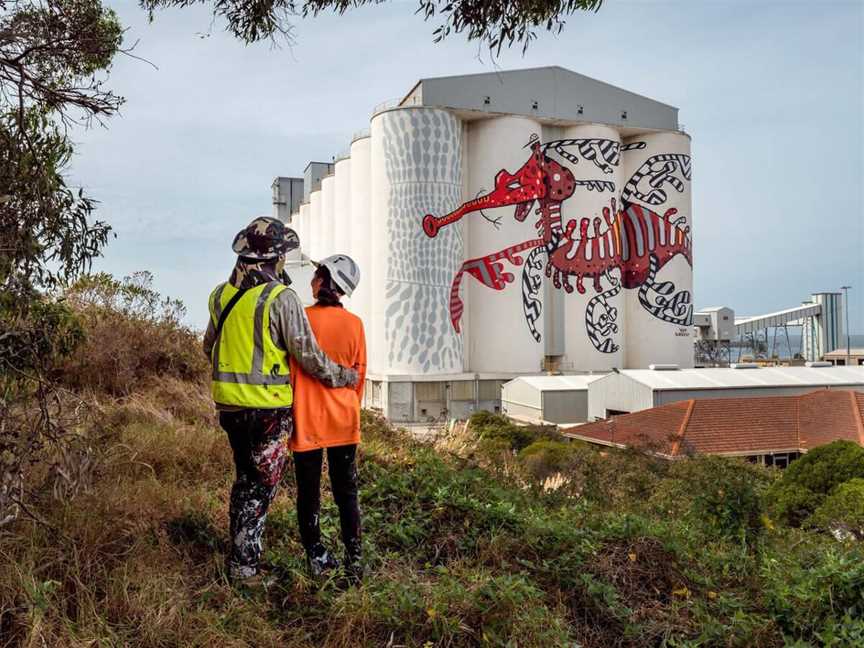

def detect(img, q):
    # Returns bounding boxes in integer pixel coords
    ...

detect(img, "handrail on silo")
[351,128,371,142]
[371,93,422,116]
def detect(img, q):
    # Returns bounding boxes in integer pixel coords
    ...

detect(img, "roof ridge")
[850,390,864,446]
[669,399,695,457]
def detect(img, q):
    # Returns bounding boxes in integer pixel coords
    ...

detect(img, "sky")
[70,0,864,333]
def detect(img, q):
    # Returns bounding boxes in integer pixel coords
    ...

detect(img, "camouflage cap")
[232,217,299,260]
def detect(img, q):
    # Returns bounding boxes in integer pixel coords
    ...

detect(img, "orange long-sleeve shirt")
[289,304,366,452]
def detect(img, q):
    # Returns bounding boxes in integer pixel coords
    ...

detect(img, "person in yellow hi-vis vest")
[203,217,358,585]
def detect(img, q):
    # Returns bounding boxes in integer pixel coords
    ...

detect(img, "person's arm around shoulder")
[271,287,357,388]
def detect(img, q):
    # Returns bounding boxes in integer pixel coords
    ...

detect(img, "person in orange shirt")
[289,254,366,583]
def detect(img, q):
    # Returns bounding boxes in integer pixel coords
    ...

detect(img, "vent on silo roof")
[805,361,833,368]
[731,363,760,369]
[649,364,679,371]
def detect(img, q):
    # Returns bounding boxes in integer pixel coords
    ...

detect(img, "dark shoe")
[306,543,339,578]
[341,559,364,587]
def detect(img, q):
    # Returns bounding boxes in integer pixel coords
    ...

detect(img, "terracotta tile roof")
[563,389,864,457]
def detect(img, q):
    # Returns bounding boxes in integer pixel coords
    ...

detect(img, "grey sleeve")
[202,318,216,361]
[270,289,358,388]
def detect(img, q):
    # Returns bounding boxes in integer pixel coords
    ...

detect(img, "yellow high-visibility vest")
[208,282,293,408]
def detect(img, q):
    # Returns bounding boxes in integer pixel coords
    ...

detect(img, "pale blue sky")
[71,0,863,333]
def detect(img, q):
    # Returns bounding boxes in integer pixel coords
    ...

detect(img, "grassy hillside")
[1,276,862,647]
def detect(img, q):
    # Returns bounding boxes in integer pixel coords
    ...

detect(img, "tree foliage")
[767,441,864,527]
[1,0,124,526]
[140,0,603,52]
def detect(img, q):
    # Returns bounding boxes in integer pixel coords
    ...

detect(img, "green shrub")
[517,438,592,484]
[658,455,772,545]
[806,478,864,540]
[468,410,558,452]
[767,441,864,527]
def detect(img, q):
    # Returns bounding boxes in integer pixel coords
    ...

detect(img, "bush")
[660,455,772,545]
[57,272,208,395]
[767,441,864,527]
[468,410,558,452]
[806,478,864,541]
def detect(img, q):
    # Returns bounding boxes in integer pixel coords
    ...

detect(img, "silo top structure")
[283,66,694,422]
[398,66,679,131]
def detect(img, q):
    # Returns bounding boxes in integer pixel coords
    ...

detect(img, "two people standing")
[202,217,366,585]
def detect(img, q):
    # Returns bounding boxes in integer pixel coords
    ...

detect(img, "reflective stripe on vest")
[208,281,293,408]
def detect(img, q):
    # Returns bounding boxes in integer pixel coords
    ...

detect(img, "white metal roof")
[505,374,605,392]
[613,366,864,391]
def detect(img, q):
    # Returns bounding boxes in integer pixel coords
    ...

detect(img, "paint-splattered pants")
[219,408,292,579]
[294,444,362,564]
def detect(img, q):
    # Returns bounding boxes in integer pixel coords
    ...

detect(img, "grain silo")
[275,67,694,422]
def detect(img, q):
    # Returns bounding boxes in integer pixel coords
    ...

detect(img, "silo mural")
[621,132,694,367]
[423,130,693,366]
[287,69,695,396]
[370,107,464,374]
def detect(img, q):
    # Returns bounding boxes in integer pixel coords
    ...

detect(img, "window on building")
[836,359,846,366]
[478,380,503,401]
[449,380,475,401]
[415,381,445,402]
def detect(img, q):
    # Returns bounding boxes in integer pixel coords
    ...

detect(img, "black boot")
[306,542,339,578]
[341,539,363,586]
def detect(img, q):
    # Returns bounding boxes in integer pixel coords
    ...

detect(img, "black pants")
[219,408,292,578]
[293,444,361,562]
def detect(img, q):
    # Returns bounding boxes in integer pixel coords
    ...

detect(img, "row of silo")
[286,106,693,376]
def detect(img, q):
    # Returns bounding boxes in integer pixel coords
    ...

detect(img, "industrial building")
[693,292,849,365]
[500,375,602,425]
[587,365,864,421]
[823,348,864,366]
[565,389,864,465]
[273,67,695,421]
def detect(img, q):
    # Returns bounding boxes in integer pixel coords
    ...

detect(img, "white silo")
[309,190,322,262]
[463,116,546,373]
[297,202,309,255]
[370,107,464,375]
[334,157,352,257]
[349,134,372,330]
[621,132,694,368]
[555,124,625,370]
[320,175,336,257]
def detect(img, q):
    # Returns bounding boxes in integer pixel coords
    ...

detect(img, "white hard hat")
[314,254,360,297]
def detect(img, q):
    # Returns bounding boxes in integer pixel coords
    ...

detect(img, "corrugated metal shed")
[618,366,864,390]
[502,374,604,424]
[587,367,864,421]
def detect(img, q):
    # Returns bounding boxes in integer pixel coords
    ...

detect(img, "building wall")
[542,391,590,423]
[588,373,655,419]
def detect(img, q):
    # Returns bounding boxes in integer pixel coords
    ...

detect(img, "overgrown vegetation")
[1,284,862,647]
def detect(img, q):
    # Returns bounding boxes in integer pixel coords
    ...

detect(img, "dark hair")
[314,265,344,307]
